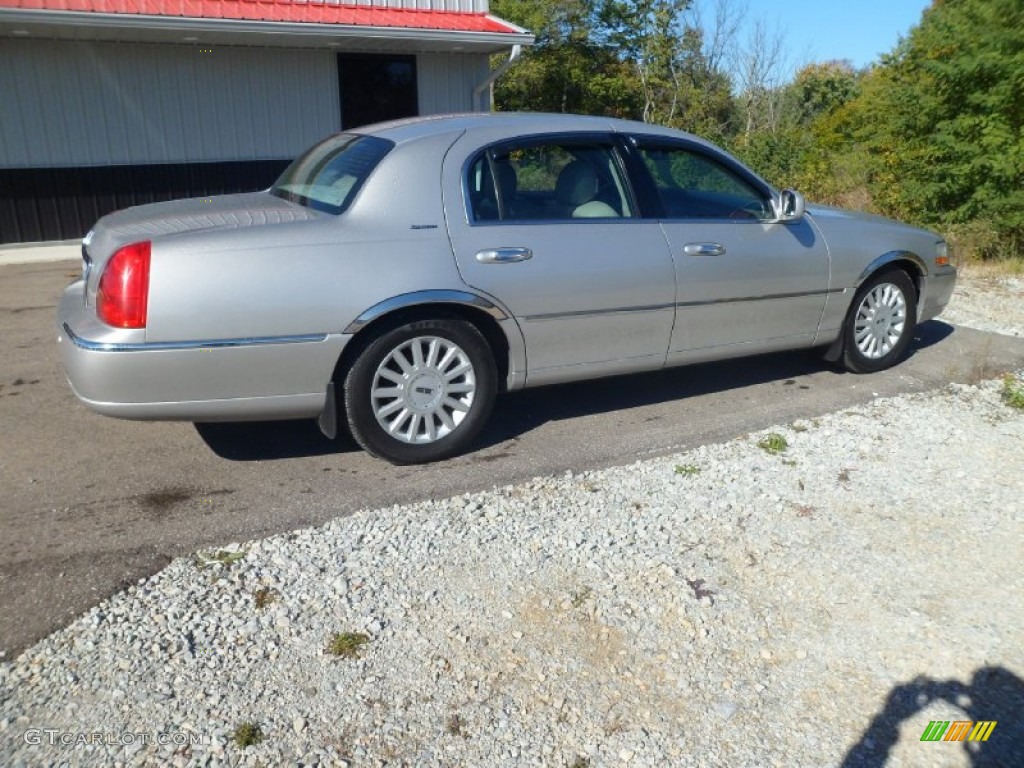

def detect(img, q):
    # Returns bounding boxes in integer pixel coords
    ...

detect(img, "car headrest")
[555,161,598,206]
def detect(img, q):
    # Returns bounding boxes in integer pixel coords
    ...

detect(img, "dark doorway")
[338,54,419,130]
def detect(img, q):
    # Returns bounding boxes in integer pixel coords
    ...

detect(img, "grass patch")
[1002,373,1024,410]
[757,433,789,455]
[231,721,264,749]
[194,548,246,570]
[674,463,701,476]
[327,632,370,659]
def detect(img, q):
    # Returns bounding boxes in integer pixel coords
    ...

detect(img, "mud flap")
[317,381,337,440]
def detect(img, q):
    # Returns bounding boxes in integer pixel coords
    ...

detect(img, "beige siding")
[0,39,340,168]
[417,52,491,114]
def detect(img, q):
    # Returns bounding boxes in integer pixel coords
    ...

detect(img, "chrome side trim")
[523,303,674,322]
[676,288,843,309]
[514,289,843,324]
[343,290,508,334]
[63,323,328,352]
[855,250,927,287]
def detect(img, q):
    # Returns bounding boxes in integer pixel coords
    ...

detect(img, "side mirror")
[771,188,806,222]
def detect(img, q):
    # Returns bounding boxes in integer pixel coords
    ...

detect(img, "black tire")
[841,268,918,374]
[343,318,497,464]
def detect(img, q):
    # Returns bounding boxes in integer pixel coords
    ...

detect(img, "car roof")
[354,112,709,148]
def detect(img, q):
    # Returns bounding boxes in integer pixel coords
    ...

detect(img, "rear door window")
[468,139,634,222]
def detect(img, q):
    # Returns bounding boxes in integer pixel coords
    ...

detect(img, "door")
[444,134,677,386]
[337,54,418,130]
[630,140,831,361]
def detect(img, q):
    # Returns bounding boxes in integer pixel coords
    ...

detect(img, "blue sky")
[694,0,932,77]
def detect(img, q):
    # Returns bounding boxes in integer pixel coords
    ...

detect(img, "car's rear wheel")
[841,269,917,373]
[343,318,497,464]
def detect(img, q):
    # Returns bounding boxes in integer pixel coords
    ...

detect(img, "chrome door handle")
[683,242,725,257]
[475,247,533,264]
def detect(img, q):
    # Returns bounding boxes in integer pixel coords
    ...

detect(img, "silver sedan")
[57,113,957,463]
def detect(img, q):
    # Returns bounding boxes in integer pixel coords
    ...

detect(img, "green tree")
[841,0,1024,255]
[730,62,861,195]
[491,0,640,116]
[491,0,733,138]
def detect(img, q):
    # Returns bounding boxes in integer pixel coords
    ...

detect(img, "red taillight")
[97,241,151,328]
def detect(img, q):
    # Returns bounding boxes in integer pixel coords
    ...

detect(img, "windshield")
[270,134,394,215]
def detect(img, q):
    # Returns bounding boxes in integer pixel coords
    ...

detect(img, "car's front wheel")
[842,269,918,373]
[343,318,497,464]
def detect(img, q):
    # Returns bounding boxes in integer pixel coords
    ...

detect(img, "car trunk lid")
[82,192,319,305]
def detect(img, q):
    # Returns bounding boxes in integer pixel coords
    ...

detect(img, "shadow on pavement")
[195,419,355,460]
[909,319,955,354]
[841,666,1023,767]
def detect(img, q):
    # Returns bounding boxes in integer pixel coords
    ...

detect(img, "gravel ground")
[1,373,1022,768]
[2,270,1023,767]
[942,271,1024,338]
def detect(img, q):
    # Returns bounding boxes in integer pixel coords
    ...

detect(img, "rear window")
[270,134,393,215]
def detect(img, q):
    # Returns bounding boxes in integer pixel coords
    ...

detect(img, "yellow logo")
[920,720,997,742]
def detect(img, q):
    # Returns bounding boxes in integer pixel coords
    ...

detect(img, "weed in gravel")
[232,721,264,748]
[570,586,593,608]
[327,632,370,658]
[445,713,466,737]
[194,549,246,570]
[568,758,591,768]
[838,468,852,483]
[1002,373,1024,410]
[686,578,716,605]
[758,433,789,455]
[674,463,701,476]
[253,586,278,609]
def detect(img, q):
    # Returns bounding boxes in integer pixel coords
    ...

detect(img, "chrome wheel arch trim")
[343,290,508,335]
[854,250,927,289]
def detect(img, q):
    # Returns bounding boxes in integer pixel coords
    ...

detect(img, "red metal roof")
[0,0,522,34]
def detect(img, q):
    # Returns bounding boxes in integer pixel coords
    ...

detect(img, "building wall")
[0,39,491,242]
[417,51,490,114]
[0,39,340,168]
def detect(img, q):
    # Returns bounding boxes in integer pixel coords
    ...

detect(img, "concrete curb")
[0,242,81,267]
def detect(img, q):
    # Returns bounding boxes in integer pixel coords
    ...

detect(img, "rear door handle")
[683,242,725,257]
[476,247,533,264]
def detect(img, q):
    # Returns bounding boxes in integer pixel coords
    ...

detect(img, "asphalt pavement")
[3,259,1024,659]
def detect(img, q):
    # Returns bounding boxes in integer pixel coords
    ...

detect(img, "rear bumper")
[56,282,347,422]
[919,265,957,323]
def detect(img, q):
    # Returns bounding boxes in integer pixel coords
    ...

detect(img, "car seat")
[554,161,619,218]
